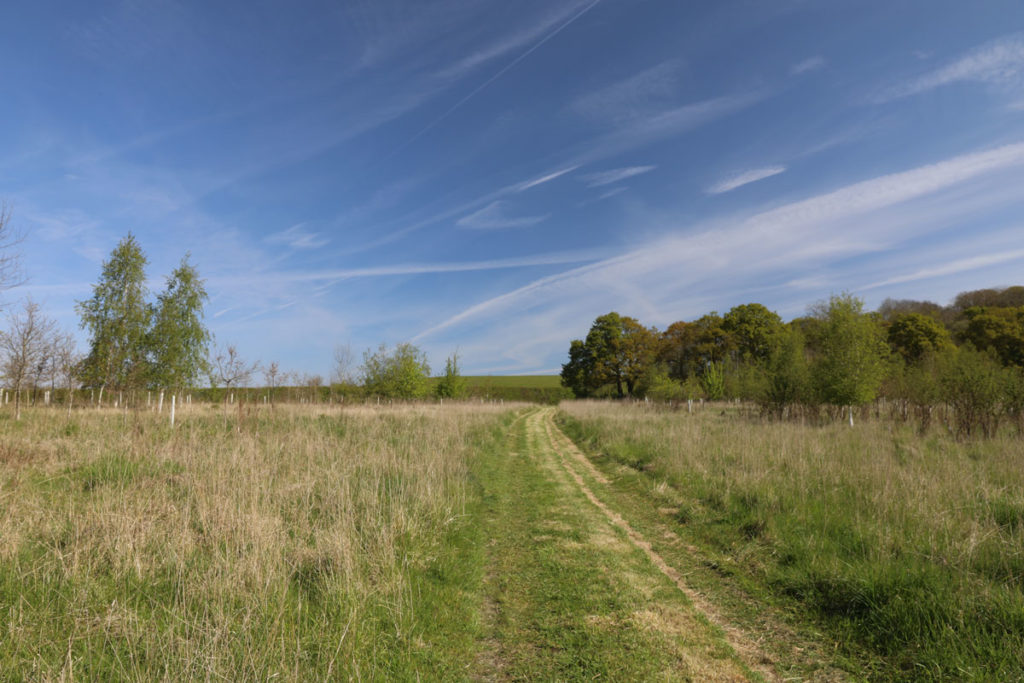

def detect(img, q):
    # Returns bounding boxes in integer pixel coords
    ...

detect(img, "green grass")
[558,400,1024,680]
[469,408,748,680]
[438,375,572,404]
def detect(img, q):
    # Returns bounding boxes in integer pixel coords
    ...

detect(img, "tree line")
[561,288,1024,436]
[0,231,470,412]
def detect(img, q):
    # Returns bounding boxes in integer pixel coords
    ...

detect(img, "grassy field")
[6,397,1019,679]
[0,400,748,681]
[558,400,1024,679]
[454,375,571,404]
[0,402,513,680]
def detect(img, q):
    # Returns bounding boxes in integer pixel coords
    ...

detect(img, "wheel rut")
[529,407,781,682]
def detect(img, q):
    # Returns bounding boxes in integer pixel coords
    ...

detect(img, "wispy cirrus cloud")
[875,33,1024,101]
[381,0,602,162]
[706,166,786,194]
[790,56,826,75]
[597,187,627,201]
[456,200,549,229]
[572,59,684,124]
[515,165,580,192]
[414,141,1024,369]
[361,88,766,252]
[264,224,330,249]
[212,248,604,288]
[581,165,655,187]
[574,90,769,166]
[861,246,1024,290]
[434,0,598,81]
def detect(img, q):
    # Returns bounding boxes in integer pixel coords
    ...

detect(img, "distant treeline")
[560,286,1024,437]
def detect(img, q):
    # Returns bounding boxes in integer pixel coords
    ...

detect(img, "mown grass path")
[470,407,762,681]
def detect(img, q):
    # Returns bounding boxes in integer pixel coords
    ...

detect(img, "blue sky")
[3,1,1024,377]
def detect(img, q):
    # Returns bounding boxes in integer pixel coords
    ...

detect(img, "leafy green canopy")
[810,293,889,408]
[76,236,210,392]
[149,255,211,391]
[561,312,656,398]
[435,352,468,399]
[76,234,151,391]
[361,342,431,399]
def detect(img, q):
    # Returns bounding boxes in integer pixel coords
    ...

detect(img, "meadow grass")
[427,375,569,404]
[558,400,1024,680]
[0,401,515,680]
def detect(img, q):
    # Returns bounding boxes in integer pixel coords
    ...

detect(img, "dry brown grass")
[0,400,518,680]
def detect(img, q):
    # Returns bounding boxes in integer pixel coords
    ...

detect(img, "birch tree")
[811,293,888,425]
[76,234,150,400]
[148,255,211,392]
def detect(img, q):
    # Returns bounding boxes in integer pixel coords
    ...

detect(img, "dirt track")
[472,406,775,681]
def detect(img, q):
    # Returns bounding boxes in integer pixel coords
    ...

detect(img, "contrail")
[382,0,603,162]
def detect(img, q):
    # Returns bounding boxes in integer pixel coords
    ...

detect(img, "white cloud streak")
[415,141,1024,349]
[264,224,330,249]
[363,84,765,252]
[861,247,1024,290]
[434,0,597,81]
[383,0,602,161]
[876,33,1024,101]
[212,248,603,288]
[582,165,656,187]
[574,90,770,166]
[706,166,786,194]
[515,165,580,191]
[790,56,826,75]
[597,187,627,200]
[572,60,684,124]
[456,200,549,229]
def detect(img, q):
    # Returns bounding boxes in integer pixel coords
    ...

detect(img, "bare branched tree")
[0,202,26,303]
[304,373,323,403]
[210,344,260,397]
[332,343,355,385]
[264,361,281,405]
[51,331,81,417]
[1,299,55,419]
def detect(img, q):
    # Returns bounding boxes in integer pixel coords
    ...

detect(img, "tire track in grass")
[472,408,531,682]
[537,407,781,682]
[473,407,754,681]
